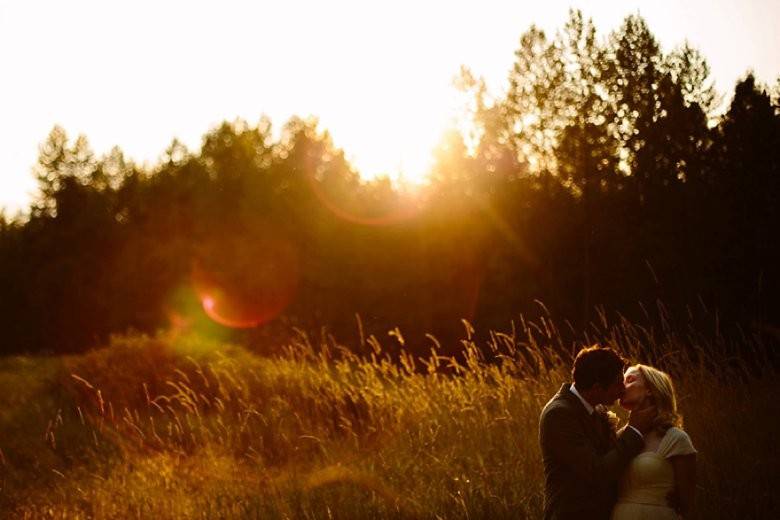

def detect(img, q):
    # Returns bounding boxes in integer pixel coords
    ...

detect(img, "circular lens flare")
[192,227,299,329]
[197,288,267,329]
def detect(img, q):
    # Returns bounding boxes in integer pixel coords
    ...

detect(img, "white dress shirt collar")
[569,383,595,415]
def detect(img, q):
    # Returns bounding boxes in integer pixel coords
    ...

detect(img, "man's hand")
[628,400,657,435]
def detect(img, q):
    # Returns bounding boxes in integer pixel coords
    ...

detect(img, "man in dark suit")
[539,346,656,520]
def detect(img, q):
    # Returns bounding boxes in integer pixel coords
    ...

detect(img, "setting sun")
[340,120,440,187]
[3,1,778,213]
[324,86,455,187]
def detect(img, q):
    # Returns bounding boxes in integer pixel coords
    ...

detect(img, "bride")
[611,364,697,519]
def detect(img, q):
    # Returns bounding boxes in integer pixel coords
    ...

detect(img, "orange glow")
[197,289,268,329]
[192,227,299,329]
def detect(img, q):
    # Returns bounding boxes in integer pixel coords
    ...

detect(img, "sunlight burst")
[348,136,435,187]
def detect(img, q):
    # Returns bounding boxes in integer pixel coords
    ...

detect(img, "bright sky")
[1,0,778,214]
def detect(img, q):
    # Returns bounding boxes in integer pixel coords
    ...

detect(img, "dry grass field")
[0,314,777,519]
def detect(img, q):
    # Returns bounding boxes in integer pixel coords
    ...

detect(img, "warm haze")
[1,0,779,214]
[2,2,780,517]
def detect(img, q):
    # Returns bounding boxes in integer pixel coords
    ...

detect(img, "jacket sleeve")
[540,404,643,484]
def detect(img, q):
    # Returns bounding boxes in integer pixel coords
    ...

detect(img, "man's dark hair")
[572,346,627,390]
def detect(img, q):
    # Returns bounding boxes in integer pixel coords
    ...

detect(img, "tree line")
[1,11,779,356]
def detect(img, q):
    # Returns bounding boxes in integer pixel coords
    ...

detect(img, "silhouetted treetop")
[1,12,779,356]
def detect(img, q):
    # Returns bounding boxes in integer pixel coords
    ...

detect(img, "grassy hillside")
[0,318,777,519]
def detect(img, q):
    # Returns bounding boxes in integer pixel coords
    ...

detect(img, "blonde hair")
[634,364,682,432]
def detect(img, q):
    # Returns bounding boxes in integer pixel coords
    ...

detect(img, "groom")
[539,346,656,520]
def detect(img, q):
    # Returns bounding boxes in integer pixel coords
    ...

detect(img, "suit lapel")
[557,383,604,447]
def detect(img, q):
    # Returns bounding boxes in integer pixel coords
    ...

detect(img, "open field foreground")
[1,319,777,519]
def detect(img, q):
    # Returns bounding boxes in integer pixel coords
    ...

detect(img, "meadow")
[0,312,777,519]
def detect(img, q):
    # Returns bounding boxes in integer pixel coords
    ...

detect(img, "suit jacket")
[539,383,643,520]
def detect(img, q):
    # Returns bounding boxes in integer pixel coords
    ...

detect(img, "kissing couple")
[539,346,697,519]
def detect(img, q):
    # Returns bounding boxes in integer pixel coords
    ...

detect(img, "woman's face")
[620,366,651,410]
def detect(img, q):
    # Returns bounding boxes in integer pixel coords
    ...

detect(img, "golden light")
[345,130,437,187]
[2,2,778,213]
[319,82,454,189]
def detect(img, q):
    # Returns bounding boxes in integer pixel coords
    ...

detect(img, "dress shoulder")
[659,426,697,458]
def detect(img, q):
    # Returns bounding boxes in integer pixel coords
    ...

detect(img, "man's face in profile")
[596,373,626,406]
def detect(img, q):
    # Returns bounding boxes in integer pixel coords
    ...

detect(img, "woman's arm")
[670,454,696,517]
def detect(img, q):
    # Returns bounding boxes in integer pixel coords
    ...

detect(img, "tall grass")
[0,312,777,519]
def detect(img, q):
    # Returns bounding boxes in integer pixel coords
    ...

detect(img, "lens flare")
[197,286,267,329]
[192,228,299,329]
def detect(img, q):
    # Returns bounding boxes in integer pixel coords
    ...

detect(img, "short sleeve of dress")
[659,427,697,458]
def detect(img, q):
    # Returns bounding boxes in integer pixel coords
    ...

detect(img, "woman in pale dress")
[611,364,697,519]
